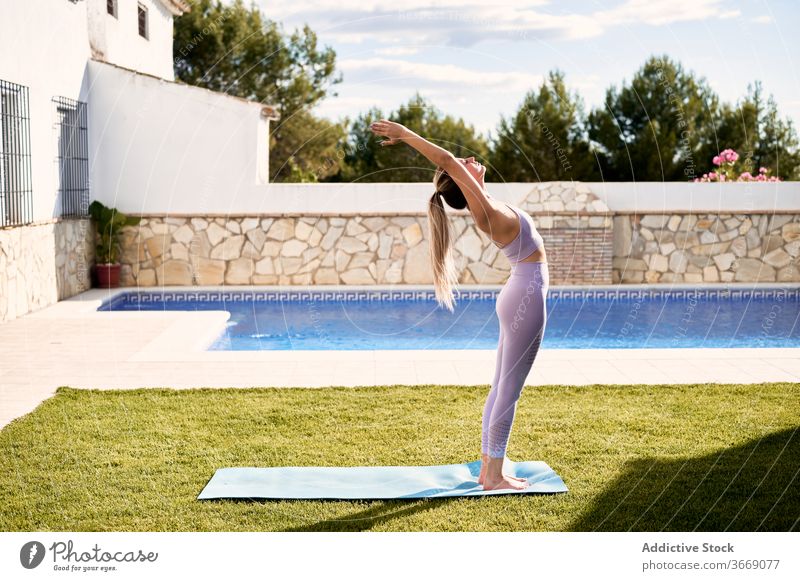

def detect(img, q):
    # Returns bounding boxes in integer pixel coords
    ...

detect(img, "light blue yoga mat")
[197,459,568,500]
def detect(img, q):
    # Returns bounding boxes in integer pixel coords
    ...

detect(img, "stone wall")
[116,183,614,287]
[113,181,800,287]
[0,218,94,323]
[613,213,800,283]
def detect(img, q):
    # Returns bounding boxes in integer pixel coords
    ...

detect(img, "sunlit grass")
[0,383,797,531]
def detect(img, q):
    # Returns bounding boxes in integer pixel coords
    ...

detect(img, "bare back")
[476,194,547,263]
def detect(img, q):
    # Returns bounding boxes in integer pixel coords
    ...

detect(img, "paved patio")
[1,286,799,429]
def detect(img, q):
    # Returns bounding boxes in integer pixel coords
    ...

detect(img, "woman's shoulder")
[485,192,514,212]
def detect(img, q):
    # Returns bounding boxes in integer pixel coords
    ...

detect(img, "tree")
[587,55,720,181]
[172,0,344,181]
[707,81,800,180]
[334,94,490,182]
[490,70,599,182]
[269,109,348,182]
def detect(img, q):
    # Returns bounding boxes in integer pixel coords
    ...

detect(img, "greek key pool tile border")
[97,286,800,310]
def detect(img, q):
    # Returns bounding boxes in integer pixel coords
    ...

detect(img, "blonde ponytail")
[427,191,460,312]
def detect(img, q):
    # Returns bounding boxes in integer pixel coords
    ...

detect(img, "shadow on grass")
[286,497,461,532]
[568,426,800,531]
[206,496,460,531]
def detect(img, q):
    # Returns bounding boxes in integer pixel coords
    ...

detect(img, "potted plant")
[88,200,142,288]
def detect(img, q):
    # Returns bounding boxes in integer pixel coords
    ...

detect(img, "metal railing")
[53,96,89,217]
[0,79,33,227]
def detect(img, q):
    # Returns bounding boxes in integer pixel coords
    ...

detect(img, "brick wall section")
[541,224,613,285]
[521,182,614,285]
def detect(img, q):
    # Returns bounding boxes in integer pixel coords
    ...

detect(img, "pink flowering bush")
[694,149,781,182]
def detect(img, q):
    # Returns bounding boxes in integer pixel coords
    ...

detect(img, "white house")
[0,0,279,226]
[88,0,187,82]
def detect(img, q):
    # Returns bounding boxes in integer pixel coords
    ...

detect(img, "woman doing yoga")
[369,119,549,491]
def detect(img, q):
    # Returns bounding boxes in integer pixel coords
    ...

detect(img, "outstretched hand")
[370,119,408,146]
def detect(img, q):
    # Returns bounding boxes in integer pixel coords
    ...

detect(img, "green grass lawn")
[0,382,797,532]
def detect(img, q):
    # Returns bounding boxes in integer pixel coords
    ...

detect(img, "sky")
[257,0,800,139]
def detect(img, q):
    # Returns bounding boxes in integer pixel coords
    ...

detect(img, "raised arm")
[369,119,494,227]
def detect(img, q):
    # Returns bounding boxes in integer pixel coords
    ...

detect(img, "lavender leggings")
[482,261,549,459]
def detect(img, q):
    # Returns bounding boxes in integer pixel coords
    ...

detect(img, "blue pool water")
[98,287,800,350]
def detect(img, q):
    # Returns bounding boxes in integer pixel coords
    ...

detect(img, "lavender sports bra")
[491,202,544,263]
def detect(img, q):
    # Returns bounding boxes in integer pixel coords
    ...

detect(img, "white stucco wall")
[86,59,272,215]
[0,0,188,223]
[0,0,90,223]
[100,177,800,216]
[587,181,800,213]
[87,0,176,81]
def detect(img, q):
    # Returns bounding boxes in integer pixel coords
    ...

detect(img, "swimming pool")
[98,286,800,350]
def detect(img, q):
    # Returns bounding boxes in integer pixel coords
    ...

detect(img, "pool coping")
[71,281,800,311]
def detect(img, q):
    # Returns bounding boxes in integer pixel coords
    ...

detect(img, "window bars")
[0,79,33,227]
[138,3,148,39]
[53,96,89,217]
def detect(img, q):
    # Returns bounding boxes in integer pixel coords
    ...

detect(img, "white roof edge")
[157,0,191,16]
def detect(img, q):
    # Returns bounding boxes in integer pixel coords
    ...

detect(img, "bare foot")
[483,474,529,491]
[479,467,526,485]
[478,455,527,486]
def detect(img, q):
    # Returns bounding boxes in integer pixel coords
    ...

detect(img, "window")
[53,97,89,217]
[137,3,148,39]
[0,79,33,227]
[106,0,117,18]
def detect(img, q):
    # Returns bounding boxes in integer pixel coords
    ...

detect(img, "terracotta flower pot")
[95,263,121,288]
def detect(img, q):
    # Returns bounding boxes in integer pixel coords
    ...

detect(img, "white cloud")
[260,0,740,46]
[312,58,548,134]
[338,57,543,92]
[314,95,386,120]
[594,0,739,27]
[753,15,773,24]
[266,0,549,19]
[375,46,421,56]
